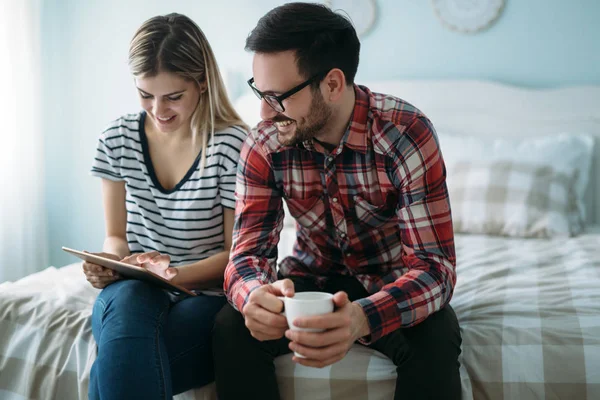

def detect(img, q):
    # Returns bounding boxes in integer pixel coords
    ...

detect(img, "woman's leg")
[89,279,172,400]
[163,294,226,395]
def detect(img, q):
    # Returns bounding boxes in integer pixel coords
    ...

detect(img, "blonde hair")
[128,13,248,169]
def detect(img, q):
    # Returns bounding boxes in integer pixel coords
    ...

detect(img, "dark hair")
[245,2,360,86]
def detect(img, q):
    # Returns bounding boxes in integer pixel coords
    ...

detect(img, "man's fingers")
[244,303,288,340]
[290,340,348,361]
[293,311,350,331]
[272,279,295,297]
[245,304,288,329]
[332,291,350,307]
[249,328,284,342]
[246,319,286,341]
[248,289,285,314]
[285,326,351,348]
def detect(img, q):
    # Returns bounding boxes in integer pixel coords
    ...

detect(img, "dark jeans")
[89,279,226,400]
[213,275,462,400]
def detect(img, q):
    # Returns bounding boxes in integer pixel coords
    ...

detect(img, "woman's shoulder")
[211,124,249,150]
[207,125,249,166]
[213,124,248,142]
[99,112,144,141]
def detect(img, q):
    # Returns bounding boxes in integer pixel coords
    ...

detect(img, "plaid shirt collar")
[300,84,370,154]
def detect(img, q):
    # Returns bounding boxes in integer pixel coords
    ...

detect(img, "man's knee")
[382,305,461,366]
[416,305,461,353]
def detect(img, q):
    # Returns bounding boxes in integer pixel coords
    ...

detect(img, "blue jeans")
[89,279,225,399]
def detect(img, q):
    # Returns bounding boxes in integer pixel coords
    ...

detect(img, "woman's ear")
[198,80,208,94]
[323,68,346,102]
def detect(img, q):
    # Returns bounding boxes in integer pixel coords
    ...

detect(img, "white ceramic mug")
[279,292,334,358]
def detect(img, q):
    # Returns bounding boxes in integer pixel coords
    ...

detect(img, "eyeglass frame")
[247,72,325,113]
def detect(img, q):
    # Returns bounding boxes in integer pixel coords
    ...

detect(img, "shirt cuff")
[355,291,396,345]
[230,279,264,314]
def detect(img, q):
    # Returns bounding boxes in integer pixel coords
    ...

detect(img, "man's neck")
[314,85,356,148]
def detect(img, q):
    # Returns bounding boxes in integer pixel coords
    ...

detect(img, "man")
[213,3,462,399]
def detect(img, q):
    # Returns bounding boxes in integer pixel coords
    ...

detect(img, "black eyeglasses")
[247,73,323,113]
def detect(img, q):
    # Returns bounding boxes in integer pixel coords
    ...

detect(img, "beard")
[276,90,332,147]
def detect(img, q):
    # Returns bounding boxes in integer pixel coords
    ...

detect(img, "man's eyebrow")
[252,80,283,95]
[136,87,187,96]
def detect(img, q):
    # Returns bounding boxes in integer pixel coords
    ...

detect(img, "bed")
[1,80,599,399]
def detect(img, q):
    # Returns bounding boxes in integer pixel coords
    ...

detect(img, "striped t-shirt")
[91,111,247,268]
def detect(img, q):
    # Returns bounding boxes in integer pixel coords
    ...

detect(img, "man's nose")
[259,98,278,121]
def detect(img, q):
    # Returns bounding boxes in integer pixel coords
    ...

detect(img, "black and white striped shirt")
[91,111,247,267]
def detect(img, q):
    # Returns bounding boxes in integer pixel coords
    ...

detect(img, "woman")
[84,13,248,399]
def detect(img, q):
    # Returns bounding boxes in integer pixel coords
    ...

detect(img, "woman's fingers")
[85,272,121,288]
[150,254,170,265]
[136,251,161,263]
[83,262,107,274]
[84,265,113,276]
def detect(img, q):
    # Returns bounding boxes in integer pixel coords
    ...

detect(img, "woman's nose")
[153,99,167,117]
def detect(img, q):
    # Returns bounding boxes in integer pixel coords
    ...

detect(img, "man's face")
[252,51,332,146]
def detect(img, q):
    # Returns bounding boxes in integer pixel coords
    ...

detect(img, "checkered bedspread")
[1,232,599,399]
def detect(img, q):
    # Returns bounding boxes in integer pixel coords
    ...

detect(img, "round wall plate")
[324,0,378,38]
[432,0,505,33]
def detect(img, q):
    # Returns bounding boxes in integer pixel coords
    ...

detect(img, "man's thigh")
[368,305,462,367]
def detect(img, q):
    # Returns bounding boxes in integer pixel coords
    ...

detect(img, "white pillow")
[440,133,594,237]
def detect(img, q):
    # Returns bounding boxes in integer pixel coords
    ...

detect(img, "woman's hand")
[82,252,122,289]
[121,251,178,281]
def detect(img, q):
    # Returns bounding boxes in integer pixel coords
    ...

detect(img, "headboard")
[234,80,600,225]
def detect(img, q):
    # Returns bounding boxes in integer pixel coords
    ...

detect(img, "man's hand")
[284,291,370,368]
[242,279,295,341]
[121,251,178,281]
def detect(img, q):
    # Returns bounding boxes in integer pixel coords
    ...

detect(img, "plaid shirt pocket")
[353,195,397,228]
[284,196,328,232]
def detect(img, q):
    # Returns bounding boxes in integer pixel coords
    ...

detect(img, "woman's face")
[135,71,201,134]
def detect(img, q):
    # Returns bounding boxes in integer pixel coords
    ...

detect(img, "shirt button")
[340,232,346,238]
[327,156,333,163]
[332,197,338,203]
[346,252,351,257]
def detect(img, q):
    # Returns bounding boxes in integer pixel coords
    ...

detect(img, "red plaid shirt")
[225,85,456,343]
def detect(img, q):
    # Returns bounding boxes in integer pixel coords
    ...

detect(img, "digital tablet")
[62,247,196,297]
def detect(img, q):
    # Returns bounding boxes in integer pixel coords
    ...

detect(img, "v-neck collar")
[138,111,202,194]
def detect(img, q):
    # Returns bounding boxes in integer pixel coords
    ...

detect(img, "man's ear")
[322,68,346,102]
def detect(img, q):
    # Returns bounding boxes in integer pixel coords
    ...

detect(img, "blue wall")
[42,0,600,267]
[361,1,599,86]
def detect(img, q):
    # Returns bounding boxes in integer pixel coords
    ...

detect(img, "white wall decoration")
[432,0,505,33]
[324,0,378,38]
